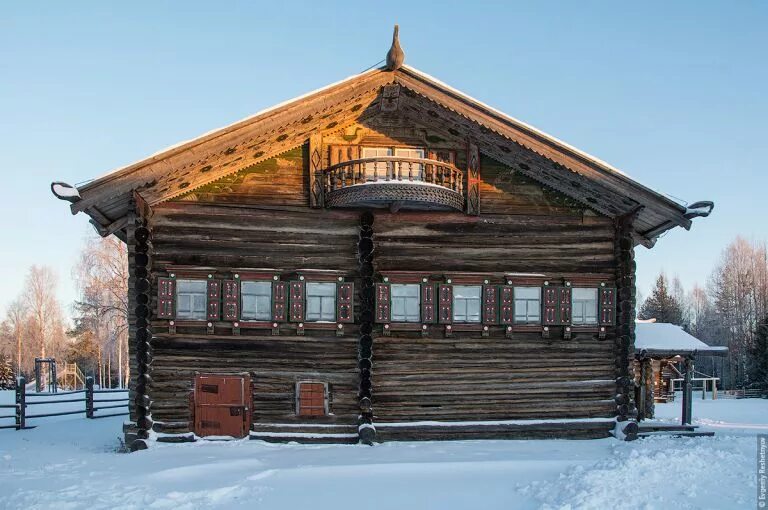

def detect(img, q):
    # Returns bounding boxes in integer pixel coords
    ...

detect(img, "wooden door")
[193,374,251,438]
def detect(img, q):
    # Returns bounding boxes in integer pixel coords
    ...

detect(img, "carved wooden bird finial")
[386,25,404,71]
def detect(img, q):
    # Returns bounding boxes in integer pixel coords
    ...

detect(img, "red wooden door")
[193,374,251,438]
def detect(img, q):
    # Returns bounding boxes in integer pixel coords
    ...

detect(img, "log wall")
[142,147,620,439]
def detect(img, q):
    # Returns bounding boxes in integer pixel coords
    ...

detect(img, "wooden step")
[251,423,358,435]
[375,420,615,441]
[249,431,359,444]
[638,424,698,433]
[638,431,714,438]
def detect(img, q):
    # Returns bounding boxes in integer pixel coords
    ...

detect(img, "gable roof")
[53,59,713,245]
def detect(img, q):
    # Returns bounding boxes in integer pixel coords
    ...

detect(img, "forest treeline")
[0,235,767,391]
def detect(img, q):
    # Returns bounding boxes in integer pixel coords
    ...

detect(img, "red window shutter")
[438,284,453,324]
[421,283,436,323]
[542,286,559,325]
[222,280,239,321]
[499,285,514,325]
[289,281,305,322]
[482,285,499,325]
[599,287,616,325]
[337,282,354,323]
[157,277,175,319]
[273,281,287,322]
[207,279,221,321]
[559,286,572,325]
[375,283,391,323]
[297,382,326,417]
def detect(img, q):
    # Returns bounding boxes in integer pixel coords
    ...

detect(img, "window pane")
[572,288,598,325]
[306,283,336,322]
[176,279,207,320]
[363,147,392,180]
[572,287,597,301]
[391,284,420,297]
[454,285,481,299]
[513,287,541,324]
[515,286,540,300]
[391,284,421,322]
[241,281,272,320]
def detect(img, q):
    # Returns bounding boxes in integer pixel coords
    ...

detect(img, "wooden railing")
[320,156,464,195]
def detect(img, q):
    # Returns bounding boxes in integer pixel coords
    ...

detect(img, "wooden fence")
[0,376,129,430]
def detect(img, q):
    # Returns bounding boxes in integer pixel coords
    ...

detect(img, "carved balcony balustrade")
[318,156,465,211]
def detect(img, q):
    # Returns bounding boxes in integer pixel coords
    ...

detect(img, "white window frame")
[393,147,425,181]
[362,147,392,181]
[572,287,598,325]
[176,279,207,320]
[453,285,482,323]
[306,282,337,322]
[391,283,421,322]
[240,281,272,321]
[514,286,541,324]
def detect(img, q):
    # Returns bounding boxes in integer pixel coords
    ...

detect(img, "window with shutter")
[222,280,240,321]
[157,277,176,319]
[241,281,272,321]
[375,283,391,323]
[296,382,328,417]
[289,281,305,322]
[176,280,208,320]
[599,286,616,325]
[337,282,354,323]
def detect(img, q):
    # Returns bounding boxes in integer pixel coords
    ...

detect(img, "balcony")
[319,156,465,211]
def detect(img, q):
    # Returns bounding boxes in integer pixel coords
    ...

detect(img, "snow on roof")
[635,322,726,355]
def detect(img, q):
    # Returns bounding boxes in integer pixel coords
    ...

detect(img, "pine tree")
[750,315,768,391]
[638,273,685,325]
[0,354,15,390]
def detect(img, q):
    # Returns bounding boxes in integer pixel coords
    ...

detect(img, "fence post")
[15,376,25,430]
[85,376,94,419]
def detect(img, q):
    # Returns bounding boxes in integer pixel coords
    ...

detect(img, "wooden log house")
[52,28,713,449]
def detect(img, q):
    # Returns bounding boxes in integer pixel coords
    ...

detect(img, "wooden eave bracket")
[89,215,129,238]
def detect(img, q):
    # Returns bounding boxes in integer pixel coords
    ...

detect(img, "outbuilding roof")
[635,321,728,358]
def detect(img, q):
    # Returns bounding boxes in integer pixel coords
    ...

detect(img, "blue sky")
[1,1,766,315]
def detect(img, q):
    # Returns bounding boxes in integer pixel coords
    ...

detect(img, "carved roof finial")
[386,25,405,71]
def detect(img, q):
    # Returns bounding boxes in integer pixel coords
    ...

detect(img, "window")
[176,279,207,320]
[394,147,425,180]
[514,286,541,324]
[362,147,392,181]
[453,285,481,323]
[306,282,336,322]
[297,382,327,416]
[241,281,272,321]
[391,284,421,322]
[572,287,598,325]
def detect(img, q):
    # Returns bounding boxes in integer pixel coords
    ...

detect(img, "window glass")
[514,286,541,324]
[572,287,598,325]
[306,282,336,322]
[362,147,392,181]
[391,284,421,322]
[241,281,272,321]
[453,285,481,323]
[176,279,207,320]
[394,148,425,180]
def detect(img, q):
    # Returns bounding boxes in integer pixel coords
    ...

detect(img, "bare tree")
[73,236,129,388]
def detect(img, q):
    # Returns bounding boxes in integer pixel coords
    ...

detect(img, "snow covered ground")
[0,390,765,509]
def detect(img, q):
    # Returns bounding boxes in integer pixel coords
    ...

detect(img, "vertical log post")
[15,376,25,430]
[85,376,94,419]
[614,212,638,424]
[682,357,693,425]
[357,211,376,445]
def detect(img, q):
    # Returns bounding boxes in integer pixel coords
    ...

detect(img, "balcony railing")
[318,156,465,211]
[321,156,464,194]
